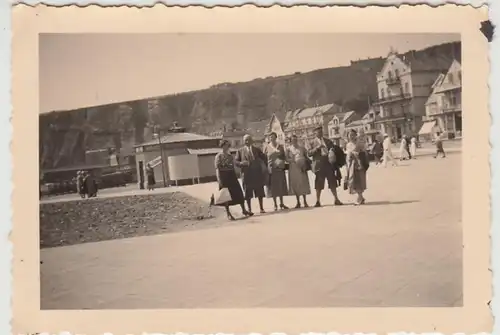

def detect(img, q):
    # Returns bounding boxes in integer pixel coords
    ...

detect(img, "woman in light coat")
[399,136,409,161]
[410,136,417,158]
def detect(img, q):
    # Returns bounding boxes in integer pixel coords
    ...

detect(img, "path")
[40,153,462,309]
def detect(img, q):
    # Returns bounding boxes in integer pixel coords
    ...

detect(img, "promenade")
[40,148,462,309]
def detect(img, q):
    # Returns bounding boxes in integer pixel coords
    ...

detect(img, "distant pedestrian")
[84,171,98,198]
[214,139,253,221]
[146,163,156,190]
[285,134,311,208]
[382,133,398,167]
[410,136,417,158]
[76,171,86,198]
[433,134,446,158]
[371,139,384,165]
[264,132,289,211]
[405,135,412,159]
[399,136,409,161]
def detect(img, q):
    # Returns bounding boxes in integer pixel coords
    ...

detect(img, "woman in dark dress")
[214,140,253,220]
[146,163,156,191]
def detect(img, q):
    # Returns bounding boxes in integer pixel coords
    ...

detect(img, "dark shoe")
[243,210,254,217]
[314,202,322,207]
[294,203,301,209]
[280,204,289,210]
[260,210,266,214]
[274,206,278,211]
[334,200,344,206]
[304,202,309,208]
[227,213,236,221]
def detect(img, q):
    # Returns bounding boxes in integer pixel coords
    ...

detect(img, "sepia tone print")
[38,33,464,309]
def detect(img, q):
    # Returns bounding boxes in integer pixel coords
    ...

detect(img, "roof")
[425,73,446,106]
[345,119,366,127]
[284,108,303,122]
[136,132,217,147]
[187,148,237,156]
[407,54,453,72]
[297,103,335,118]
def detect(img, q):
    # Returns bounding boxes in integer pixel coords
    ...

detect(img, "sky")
[39,33,460,114]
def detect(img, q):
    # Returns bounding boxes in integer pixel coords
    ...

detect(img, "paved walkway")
[40,153,462,309]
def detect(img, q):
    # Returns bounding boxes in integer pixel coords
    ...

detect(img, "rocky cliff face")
[39,41,460,169]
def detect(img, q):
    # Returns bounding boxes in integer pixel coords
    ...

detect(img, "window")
[388,71,393,79]
[380,88,385,99]
[458,71,462,82]
[404,82,409,94]
[387,107,393,117]
[448,73,454,84]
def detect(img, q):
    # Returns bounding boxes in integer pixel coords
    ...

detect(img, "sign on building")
[148,156,163,168]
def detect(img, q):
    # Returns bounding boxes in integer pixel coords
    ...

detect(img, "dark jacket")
[235,145,268,188]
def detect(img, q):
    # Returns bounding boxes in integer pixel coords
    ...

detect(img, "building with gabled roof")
[421,59,462,139]
[373,48,456,140]
[283,103,343,144]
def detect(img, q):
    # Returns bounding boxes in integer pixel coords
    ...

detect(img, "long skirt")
[288,163,311,196]
[348,168,367,195]
[268,169,288,197]
[147,174,156,186]
[218,169,245,206]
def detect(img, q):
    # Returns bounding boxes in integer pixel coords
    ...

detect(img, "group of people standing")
[76,170,98,199]
[213,126,370,221]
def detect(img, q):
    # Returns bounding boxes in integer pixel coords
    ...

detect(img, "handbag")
[214,187,232,206]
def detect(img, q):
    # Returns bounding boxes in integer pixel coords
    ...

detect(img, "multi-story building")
[373,50,453,140]
[344,107,381,144]
[327,110,363,141]
[422,60,462,139]
[431,60,462,138]
[283,103,343,143]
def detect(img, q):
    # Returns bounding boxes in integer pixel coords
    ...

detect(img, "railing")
[385,76,401,85]
[442,104,462,113]
[374,93,412,105]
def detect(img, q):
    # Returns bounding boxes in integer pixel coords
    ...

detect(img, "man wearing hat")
[308,126,344,207]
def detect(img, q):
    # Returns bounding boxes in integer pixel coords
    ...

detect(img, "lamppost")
[152,125,168,187]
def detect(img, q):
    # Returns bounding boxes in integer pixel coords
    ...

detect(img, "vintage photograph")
[38,32,464,310]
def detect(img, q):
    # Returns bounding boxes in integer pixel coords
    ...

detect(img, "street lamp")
[152,125,168,187]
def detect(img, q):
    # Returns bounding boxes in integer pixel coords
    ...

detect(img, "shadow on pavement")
[363,200,420,206]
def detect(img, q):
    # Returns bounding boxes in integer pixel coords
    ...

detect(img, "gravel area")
[40,192,227,249]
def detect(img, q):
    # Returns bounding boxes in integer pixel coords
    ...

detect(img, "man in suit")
[308,126,344,207]
[235,134,267,214]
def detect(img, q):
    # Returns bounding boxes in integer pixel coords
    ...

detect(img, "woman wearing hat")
[214,139,253,220]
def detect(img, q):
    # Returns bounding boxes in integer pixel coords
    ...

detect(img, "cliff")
[39,41,460,169]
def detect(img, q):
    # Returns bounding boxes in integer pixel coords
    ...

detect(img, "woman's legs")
[302,195,309,207]
[279,196,288,209]
[225,205,235,220]
[295,195,301,208]
[273,197,278,210]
